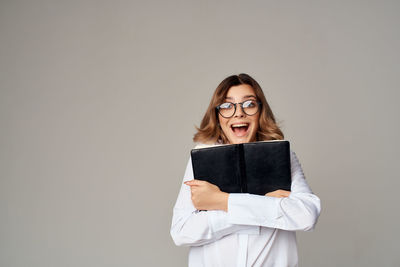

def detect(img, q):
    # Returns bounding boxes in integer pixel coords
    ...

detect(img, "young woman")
[170,73,321,267]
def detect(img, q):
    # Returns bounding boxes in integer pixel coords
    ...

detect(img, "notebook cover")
[243,141,291,195]
[190,141,291,195]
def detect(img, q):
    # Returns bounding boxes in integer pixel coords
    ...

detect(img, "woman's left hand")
[265,189,291,198]
[184,180,229,211]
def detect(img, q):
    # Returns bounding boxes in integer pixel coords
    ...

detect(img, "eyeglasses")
[216,100,261,118]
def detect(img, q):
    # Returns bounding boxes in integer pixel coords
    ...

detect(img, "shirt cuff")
[207,210,233,233]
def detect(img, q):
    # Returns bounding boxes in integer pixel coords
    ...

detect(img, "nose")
[234,104,245,117]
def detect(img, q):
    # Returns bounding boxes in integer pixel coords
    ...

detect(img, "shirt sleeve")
[170,157,257,247]
[227,150,321,231]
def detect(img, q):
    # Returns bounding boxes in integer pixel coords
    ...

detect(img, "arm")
[227,150,321,231]
[170,157,256,247]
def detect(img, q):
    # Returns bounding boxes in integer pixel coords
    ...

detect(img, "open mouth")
[231,123,249,137]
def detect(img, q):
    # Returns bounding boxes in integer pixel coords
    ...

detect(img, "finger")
[282,190,290,196]
[275,190,290,196]
[184,180,204,186]
[280,191,290,197]
[184,180,195,186]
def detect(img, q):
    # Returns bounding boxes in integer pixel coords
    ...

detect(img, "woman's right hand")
[184,180,229,211]
[265,190,290,198]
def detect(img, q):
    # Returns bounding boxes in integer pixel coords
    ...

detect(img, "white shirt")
[170,143,321,267]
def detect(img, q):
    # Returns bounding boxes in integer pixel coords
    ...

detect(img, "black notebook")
[190,141,291,195]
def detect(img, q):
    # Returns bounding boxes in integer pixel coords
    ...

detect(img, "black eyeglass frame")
[215,100,262,118]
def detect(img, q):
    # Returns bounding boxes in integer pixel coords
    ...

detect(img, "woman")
[170,73,321,267]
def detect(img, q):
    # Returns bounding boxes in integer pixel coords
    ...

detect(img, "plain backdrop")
[1,1,399,266]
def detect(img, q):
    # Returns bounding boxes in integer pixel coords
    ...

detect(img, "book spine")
[238,144,248,193]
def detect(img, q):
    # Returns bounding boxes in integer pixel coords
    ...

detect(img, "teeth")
[231,123,248,128]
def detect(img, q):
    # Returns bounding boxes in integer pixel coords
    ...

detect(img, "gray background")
[1,0,399,266]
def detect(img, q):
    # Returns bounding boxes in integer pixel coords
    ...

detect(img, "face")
[218,84,260,144]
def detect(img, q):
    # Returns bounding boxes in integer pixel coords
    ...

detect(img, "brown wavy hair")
[193,73,284,144]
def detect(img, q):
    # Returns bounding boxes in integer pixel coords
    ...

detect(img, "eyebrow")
[225,95,257,101]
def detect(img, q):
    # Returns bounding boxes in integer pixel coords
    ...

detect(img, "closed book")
[190,140,291,195]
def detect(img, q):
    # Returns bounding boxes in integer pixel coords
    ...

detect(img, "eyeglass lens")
[218,100,259,118]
